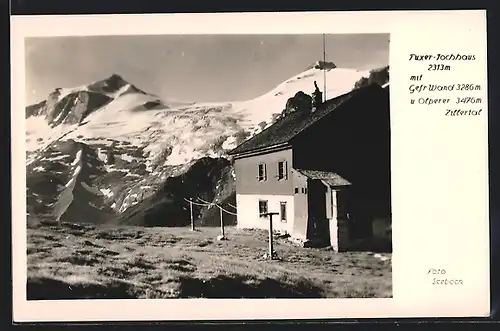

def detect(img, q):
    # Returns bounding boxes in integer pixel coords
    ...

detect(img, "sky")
[25,34,389,105]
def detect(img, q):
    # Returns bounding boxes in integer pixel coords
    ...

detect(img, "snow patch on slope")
[233,67,369,127]
[25,116,77,153]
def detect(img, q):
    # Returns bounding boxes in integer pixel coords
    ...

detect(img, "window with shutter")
[259,200,268,216]
[258,163,267,181]
[277,161,288,180]
[280,202,287,222]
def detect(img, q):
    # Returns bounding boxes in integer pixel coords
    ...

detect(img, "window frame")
[258,199,269,217]
[280,201,287,222]
[277,160,288,181]
[257,162,267,182]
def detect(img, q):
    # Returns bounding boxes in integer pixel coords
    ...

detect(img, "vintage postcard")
[11,10,489,322]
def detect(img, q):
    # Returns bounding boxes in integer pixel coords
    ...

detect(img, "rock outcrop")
[282,91,313,117]
[46,91,112,127]
[307,60,337,71]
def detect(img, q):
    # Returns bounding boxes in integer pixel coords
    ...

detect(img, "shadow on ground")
[27,274,324,300]
[347,238,392,253]
[27,277,136,300]
[177,274,324,298]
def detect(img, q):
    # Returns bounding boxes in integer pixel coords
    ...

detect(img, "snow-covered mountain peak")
[86,73,145,96]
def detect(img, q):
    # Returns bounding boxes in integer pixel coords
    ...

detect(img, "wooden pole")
[219,206,225,237]
[189,199,195,231]
[268,214,274,259]
[323,33,327,102]
[262,212,279,260]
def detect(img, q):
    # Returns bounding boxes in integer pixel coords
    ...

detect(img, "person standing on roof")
[312,81,323,109]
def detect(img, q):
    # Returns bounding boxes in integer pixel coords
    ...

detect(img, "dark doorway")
[306,179,330,245]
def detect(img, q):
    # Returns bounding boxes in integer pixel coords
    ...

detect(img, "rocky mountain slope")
[25,62,387,227]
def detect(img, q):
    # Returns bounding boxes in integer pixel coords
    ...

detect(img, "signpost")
[219,205,225,239]
[189,199,195,231]
[261,212,279,260]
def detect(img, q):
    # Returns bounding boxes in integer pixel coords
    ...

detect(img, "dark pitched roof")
[296,169,351,187]
[228,83,381,156]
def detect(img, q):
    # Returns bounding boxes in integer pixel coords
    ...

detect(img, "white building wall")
[328,188,339,251]
[236,193,295,234]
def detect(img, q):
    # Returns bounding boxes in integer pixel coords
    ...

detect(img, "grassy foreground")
[27,219,392,299]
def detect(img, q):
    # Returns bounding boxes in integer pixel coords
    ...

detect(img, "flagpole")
[323,33,327,102]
